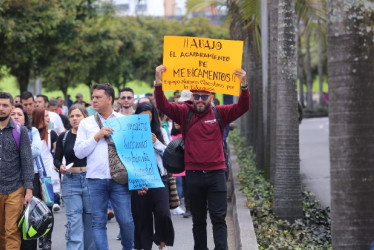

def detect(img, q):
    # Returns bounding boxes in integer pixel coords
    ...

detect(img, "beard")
[194,101,210,113]
[0,113,10,122]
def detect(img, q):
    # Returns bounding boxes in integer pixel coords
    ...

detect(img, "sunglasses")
[193,94,210,101]
[120,96,133,100]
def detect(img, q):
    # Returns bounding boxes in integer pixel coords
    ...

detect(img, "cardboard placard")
[162,36,243,96]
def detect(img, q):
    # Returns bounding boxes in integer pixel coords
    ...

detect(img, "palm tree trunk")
[317,20,324,106]
[269,0,278,184]
[273,0,302,221]
[327,1,374,248]
[305,27,313,110]
[297,22,305,107]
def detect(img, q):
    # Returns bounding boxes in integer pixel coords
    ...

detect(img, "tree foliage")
[0,1,229,95]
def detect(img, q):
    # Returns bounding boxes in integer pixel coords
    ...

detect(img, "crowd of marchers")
[0,65,249,250]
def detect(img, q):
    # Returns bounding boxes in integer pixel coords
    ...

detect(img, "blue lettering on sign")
[104,114,164,190]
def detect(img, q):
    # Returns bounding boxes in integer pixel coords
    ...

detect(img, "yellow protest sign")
[162,36,244,96]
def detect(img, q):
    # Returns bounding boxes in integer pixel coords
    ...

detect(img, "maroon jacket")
[155,86,250,171]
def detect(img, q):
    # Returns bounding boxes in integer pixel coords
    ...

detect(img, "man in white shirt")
[74,83,134,250]
[35,94,65,135]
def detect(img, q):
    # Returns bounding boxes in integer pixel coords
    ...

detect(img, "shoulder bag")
[94,114,128,185]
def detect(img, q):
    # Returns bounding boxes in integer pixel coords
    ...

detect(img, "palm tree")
[327,0,374,248]
[273,0,302,221]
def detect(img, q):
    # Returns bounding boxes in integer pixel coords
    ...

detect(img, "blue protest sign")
[104,114,164,190]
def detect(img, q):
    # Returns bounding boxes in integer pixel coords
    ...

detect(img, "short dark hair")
[119,87,134,95]
[49,98,59,107]
[0,92,14,105]
[20,91,34,101]
[36,94,49,103]
[14,103,31,129]
[92,83,115,104]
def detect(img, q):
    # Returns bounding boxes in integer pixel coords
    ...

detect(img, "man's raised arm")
[154,65,184,124]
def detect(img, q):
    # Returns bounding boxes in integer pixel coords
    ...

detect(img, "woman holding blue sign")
[132,102,174,250]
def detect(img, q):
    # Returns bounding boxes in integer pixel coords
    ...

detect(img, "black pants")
[183,176,191,211]
[20,173,54,250]
[186,170,228,250]
[131,179,174,250]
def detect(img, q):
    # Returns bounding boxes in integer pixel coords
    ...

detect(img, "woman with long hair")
[54,104,95,250]
[31,107,58,249]
[132,102,174,250]
[11,104,44,250]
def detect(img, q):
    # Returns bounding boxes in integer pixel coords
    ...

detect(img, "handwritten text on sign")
[162,36,244,96]
[104,115,164,190]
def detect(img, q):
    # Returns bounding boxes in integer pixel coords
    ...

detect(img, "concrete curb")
[229,145,258,250]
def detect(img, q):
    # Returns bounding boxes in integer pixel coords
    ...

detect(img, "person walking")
[0,92,34,250]
[74,83,134,250]
[154,65,250,250]
[31,107,59,249]
[54,104,96,250]
[11,104,45,250]
[132,102,174,250]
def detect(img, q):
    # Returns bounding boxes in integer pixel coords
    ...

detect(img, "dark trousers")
[131,180,174,250]
[183,176,191,211]
[186,170,228,250]
[21,173,54,250]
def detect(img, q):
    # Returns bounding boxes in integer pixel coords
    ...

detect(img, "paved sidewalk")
[228,145,258,250]
[51,144,257,249]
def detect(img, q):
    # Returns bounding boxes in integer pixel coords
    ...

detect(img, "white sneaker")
[52,204,61,212]
[173,206,185,215]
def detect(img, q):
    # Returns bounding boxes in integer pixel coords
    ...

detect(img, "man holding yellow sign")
[154,35,249,249]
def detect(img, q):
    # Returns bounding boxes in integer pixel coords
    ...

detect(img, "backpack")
[162,105,228,173]
[12,120,22,150]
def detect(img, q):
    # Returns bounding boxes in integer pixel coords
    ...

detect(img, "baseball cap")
[190,89,211,94]
[76,93,83,98]
[178,90,192,102]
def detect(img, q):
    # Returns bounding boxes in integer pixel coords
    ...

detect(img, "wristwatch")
[241,83,249,90]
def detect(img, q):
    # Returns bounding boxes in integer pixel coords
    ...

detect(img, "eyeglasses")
[193,94,210,101]
[120,96,133,100]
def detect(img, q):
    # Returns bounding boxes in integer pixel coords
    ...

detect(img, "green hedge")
[229,130,331,249]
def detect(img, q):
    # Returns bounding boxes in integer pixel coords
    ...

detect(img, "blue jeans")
[62,172,96,250]
[87,179,134,250]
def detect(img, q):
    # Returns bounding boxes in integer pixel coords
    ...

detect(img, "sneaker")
[52,204,60,212]
[116,232,121,240]
[173,206,185,215]
[183,209,191,218]
[107,210,114,221]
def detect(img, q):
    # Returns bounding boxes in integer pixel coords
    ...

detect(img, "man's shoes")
[183,210,191,218]
[173,206,185,215]
[52,204,60,212]
[107,210,114,221]
[116,232,121,240]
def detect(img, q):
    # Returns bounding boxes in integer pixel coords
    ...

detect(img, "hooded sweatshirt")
[155,86,250,171]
